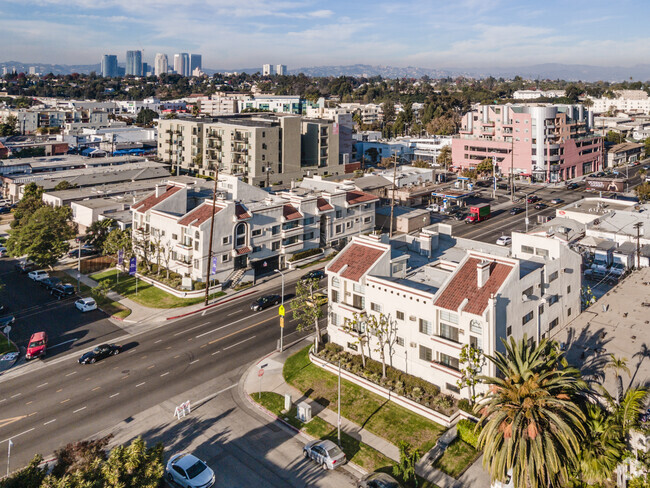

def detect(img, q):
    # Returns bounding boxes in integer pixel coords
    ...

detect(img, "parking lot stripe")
[36,383,48,388]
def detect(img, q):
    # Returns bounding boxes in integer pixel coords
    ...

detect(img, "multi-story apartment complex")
[451,104,603,182]
[338,103,384,125]
[199,94,243,116]
[101,55,118,78]
[157,114,343,186]
[1,107,110,134]
[590,90,650,114]
[276,64,287,76]
[325,228,581,399]
[154,53,168,76]
[125,50,142,77]
[131,175,377,283]
[238,95,303,115]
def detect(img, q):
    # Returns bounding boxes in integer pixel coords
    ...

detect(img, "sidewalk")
[242,338,483,488]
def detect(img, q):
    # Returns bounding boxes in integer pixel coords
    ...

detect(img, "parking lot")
[0,257,125,359]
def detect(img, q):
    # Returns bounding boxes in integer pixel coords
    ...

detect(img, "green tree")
[135,108,158,126]
[411,160,430,168]
[53,180,76,191]
[7,206,76,267]
[425,116,456,135]
[645,137,650,158]
[11,182,44,229]
[382,101,395,124]
[457,344,485,406]
[343,312,369,368]
[437,145,452,170]
[392,441,420,486]
[476,337,587,488]
[291,278,324,352]
[0,454,47,488]
[102,228,132,259]
[636,182,650,203]
[606,130,623,145]
[0,115,18,136]
[50,435,112,479]
[605,354,631,404]
[84,218,114,251]
[364,312,397,379]
[475,158,494,175]
[101,437,164,488]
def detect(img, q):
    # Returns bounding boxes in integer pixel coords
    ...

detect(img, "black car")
[534,202,548,210]
[300,269,325,282]
[451,211,467,221]
[250,294,281,312]
[0,207,11,215]
[357,472,403,488]
[78,344,122,364]
[68,247,96,258]
[566,182,579,190]
[51,283,75,300]
[14,261,36,273]
[40,277,62,290]
[510,207,524,215]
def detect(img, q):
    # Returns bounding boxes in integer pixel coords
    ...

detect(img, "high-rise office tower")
[142,62,149,76]
[190,54,202,73]
[181,53,190,76]
[276,64,287,76]
[101,55,118,77]
[262,64,273,76]
[174,53,190,76]
[126,50,143,76]
[154,53,168,76]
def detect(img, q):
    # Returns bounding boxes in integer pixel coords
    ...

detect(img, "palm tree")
[605,354,631,404]
[476,337,587,488]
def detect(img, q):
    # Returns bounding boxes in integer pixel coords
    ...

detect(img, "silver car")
[303,439,346,470]
[166,452,215,488]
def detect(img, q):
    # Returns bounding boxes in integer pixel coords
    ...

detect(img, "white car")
[28,270,49,281]
[75,298,97,312]
[425,204,440,213]
[496,236,512,246]
[0,247,7,257]
[166,453,215,488]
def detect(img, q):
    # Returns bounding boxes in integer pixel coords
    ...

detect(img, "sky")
[1,0,649,70]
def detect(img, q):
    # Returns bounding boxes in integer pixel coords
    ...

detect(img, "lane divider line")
[36,383,48,388]
[189,359,199,365]
[135,382,146,387]
[222,336,256,351]
[160,372,169,377]
[73,406,86,413]
[1,427,34,443]
[43,419,56,426]
[109,393,120,398]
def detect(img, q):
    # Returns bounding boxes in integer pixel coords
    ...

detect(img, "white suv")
[28,270,49,281]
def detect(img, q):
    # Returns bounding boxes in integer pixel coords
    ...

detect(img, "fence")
[80,256,116,274]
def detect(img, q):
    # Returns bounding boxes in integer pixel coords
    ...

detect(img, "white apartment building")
[238,95,303,115]
[262,64,273,76]
[512,90,566,100]
[154,53,168,76]
[339,103,383,125]
[276,65,287,76]
[325,228,581,399]
[590,90,650,114]
[199,94,243,116]
[131,175,378,283]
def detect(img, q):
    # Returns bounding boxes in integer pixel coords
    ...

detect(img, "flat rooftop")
[560,198,636,215]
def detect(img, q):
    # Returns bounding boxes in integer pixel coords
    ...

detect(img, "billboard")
[585,178,625,193]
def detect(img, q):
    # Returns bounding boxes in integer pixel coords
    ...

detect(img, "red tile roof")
[177,203,223,227]
[317,197,334,212]
[235,246,251,255]
[283,204,302,221]
[434,257,514,316]
[327,243,386,282]
[346,190,379,205]
[235,203,251,220]
[132,185,182,213]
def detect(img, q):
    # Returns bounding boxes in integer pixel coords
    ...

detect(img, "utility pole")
[389,154,397,237]
[634,222,643,269]
[204,164,220,306]
[77,238,81,293]
[510,136,515,202]
[337,359,342,447]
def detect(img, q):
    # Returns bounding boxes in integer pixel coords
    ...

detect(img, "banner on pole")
[129,257,137,276]
[211,255,218,275]
[117,249,124,266]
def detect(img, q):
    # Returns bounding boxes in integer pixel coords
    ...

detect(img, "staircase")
[225,268,247,289]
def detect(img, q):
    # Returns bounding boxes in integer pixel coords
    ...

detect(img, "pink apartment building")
[451,104,603,182]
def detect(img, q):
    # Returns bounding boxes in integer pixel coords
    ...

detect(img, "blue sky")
[1,0,647,69]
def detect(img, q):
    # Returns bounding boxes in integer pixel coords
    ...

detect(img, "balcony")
[281,225,303,239]
[280,241,302,253]
[174,259,192,269]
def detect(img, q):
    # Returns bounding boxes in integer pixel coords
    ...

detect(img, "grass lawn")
[433,438,480,479]
[90,269,225,309]
[283,347,444,454]
[252,392,394,473]
[50,271,131,319]
[0,333,17,355]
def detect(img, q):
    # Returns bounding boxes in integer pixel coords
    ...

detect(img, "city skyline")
[2,0,649,69]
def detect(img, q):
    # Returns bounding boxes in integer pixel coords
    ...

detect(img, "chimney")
[155,184,164,197]
[477,260,491,288]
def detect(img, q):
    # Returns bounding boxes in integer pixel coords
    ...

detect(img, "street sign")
[258,368,265,377]
[278,305,285,316]
[2,326,10,335]
[280,316,285,329]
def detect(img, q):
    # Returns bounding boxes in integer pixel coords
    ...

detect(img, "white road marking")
[189,359,199,365]
[43,419,56,426]
[10,393,21,398]
[160,372,169,377]
[109,393,120,398]
[0,399,5,403]
[73,406,86,413]
[49,338,78,349]
[135,382,146,387]
[195,323,231,338]
[222,336,256,350]
[194,384,238,405]
[227,309,243,316]
[173,322,210,336]
[1,428,34,443]
[127,349,137,354]
[36,383,48,388]
[154,339,162,344]
[65,371,77,377]
[211,351,221,356]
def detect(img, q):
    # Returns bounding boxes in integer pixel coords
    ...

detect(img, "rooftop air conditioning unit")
[409,342,417,348]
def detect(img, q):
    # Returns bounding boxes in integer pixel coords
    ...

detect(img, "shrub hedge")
[288,247,323,262]
[457,418,482,449]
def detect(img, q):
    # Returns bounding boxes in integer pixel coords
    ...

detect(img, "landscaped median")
[89,269,225,309]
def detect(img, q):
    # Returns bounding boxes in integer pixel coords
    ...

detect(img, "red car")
[26,332,47,360]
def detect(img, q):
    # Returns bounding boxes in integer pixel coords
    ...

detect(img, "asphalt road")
[0,275,320,474]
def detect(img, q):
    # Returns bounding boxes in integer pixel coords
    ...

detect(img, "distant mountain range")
[2,60,650,82]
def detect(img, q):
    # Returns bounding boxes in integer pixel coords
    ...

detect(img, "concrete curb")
[165,289,258,320]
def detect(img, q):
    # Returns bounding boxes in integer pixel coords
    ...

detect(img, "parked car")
[550,198,564,205]
[25,332,47,360]
[15,261,36,273]
[475,179,491,188]
[496,236,512,246]
[357,472,403,488]
[250,294,281,312]
[165,453,215,488]
[451,211,467,221]
[68,247,96,258]
[28,270,49,282]
[534,202,548,210]
[425,203,439,212]
[566,182,580,190]
[0,315,15,328]
[526,195,541,204]
[0,207,11,215]
[40,277,62,290]
[51,284,75,300]
[303,439,346,470]
[78,343,122,364]
[510,207,524,215]
[75,297,97,312]
[0,246,7,257]
[300,269,325,282]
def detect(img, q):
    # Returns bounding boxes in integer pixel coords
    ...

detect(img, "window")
[272,240,280,251]
[549,271,558,282]
[549,317,559,330]
[331,313,339,326]
[440,323,459,342]
[567,307,572,316]
[535,248,549,258]
[193,259,199,269]
[470,320,482,334]
[252,229,262,237]
[439,353,459,370]
[396,310,405,321]
[446,383,460,394]
[331,290,339,303]
[331,276,339,288]
[172,233,179,241]
[352,294,365,309]
[419,319,433,335]
[440,310,458,324]
[283,221,299,230]
[507,325,512,336]
[303,232,314,240]
[194,230,200,239]
[470,335,482,350]
[548,294,559,305]
[194,241,199,251]
[396,336,405,347]
[335,224,343,234]
[347,342,358,351]
[252,245,262,253]
[522,311,534,325]
[282,236,298,246]
[221,253,230,262]
[271,225,280,235]
[419,345,432,362]
[346,221,353,229]
[371,302,382,313]
[303,217,314,225]
[364,216,372,223]
[335,210,343,219]
[353,283,364,293]
[521,245,534,254]
[222,236,230,245]
[523,286,533,297]
[567,285,571,294]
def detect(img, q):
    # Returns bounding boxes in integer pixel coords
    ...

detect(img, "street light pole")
[274,268,285,352]
[337,359,341,447]
[525,195,529,233]
[204,164,220,306]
